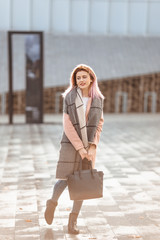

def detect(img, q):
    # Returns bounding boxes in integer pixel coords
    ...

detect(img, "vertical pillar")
[144,92,157,113]
[115,91,128,113]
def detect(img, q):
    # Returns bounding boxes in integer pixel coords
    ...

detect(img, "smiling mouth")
[80,83,85,86]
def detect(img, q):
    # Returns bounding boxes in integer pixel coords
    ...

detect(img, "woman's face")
[75,70,92,91]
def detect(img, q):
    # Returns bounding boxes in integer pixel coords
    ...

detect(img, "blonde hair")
[62,64,105,99]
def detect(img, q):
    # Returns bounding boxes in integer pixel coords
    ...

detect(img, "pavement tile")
[135,225,160,240]
[15,235,40,240]
[0,236,14,240]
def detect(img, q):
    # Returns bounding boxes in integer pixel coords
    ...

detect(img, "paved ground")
[0,114,160,240]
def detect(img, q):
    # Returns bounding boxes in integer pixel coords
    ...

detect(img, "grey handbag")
[67,158,104,201]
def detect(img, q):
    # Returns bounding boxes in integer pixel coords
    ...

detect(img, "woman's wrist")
[78,147,85,152]
[89,143,96,149]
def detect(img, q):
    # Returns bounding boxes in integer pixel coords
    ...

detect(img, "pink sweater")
[63,97,104,151]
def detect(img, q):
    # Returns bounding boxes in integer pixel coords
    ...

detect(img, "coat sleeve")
[88,111,104,148]
[63,113,84,151]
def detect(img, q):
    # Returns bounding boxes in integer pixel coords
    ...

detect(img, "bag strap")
[78,158,94,179]
[73,151,78,172]
[73,155,92,172]
[73,154,94,178]
[78,158,92,170]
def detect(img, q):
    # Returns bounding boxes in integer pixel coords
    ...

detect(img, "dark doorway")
[8,31,43,124]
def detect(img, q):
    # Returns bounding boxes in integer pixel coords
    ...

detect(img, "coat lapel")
[69,86,77,104]
[69,86,92,123]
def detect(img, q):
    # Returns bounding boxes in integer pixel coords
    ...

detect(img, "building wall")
[1,72,160,114]
[100,73,160,113]
[1,32,160,95]
[0,0,160,36]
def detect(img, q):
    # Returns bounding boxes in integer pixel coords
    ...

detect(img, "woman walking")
[44,64,104,234]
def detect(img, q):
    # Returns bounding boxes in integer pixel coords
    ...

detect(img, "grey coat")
[56,87,103,179]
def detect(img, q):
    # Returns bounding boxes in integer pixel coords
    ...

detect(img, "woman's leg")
[71,200,83,216]
[68,200,83,234]
[45,179,67,225]
[51,179,68,201]
[52,180,83,214]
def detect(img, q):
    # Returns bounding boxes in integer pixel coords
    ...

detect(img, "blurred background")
[0,0,160,124]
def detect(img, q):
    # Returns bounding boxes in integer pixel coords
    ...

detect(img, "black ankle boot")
[68,213,79,234]
[44,199,58,225]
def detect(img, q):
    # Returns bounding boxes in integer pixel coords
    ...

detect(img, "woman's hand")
[87,144,96,162]
[78,148,88,160]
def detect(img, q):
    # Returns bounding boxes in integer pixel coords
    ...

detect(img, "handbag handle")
[78,158,94,179]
